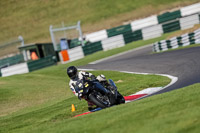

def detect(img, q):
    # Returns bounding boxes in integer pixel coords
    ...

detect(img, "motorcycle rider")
[67,66,125,111]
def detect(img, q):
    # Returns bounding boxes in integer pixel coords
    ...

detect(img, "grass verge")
[0,0,199,44]
[40,83,199,133]
[0,70,170,132]
[1,82,199,133]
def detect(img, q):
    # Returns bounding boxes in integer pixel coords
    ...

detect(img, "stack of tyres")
[162,20,181,33]
[123,30,143,44]
[107,24,132,37]
[158,10,181,23]
[82,41,103,56]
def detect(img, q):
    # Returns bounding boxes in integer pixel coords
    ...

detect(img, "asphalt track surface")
[80,45,200,95]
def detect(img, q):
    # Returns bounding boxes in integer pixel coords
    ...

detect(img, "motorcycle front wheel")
[88,92,111,108]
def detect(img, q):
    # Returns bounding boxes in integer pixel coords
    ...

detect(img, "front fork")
[109,79,118,99]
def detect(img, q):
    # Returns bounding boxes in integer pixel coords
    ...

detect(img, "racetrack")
[80,45,200,94]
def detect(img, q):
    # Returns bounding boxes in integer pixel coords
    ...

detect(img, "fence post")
[18,36,28,61]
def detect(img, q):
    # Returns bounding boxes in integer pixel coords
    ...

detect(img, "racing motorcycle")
[73,75,125,109]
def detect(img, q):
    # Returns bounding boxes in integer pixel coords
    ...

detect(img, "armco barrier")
[153,28,200,52]
[27,56,56,72]
[102,35,125,51]
[180,3,200,17]
[82,41,103,56]
[1,63,29,77]
[180,14,200,30]
[158,10,181,24]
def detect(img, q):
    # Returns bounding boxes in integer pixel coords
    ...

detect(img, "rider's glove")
[91,75,97,81]
[78,89,83,100]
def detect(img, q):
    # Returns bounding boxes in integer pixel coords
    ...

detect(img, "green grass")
[0,0,198,44]
[0,70,170,132]
[40,83,199,133]
[1,79,199,133]
[0,69,170,116]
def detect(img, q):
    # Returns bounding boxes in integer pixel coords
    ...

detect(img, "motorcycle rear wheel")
[116,91,125,104]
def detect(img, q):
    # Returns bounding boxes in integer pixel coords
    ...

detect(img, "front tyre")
[88,93,110,108]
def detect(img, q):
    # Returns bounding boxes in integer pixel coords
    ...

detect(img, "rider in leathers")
[67,66,125,111]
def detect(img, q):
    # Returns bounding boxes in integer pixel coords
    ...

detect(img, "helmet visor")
[68,72,77,79]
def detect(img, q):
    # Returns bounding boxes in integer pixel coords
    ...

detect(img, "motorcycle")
[73,75,125,109]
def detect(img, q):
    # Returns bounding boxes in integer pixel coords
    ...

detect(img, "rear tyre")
[116,92,125,104]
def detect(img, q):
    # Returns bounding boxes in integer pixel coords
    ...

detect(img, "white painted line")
[78,68,95,71]
[89,44,153,64]
[120,71,178,102]
[156,74,178,90]
[135,87,163,95]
